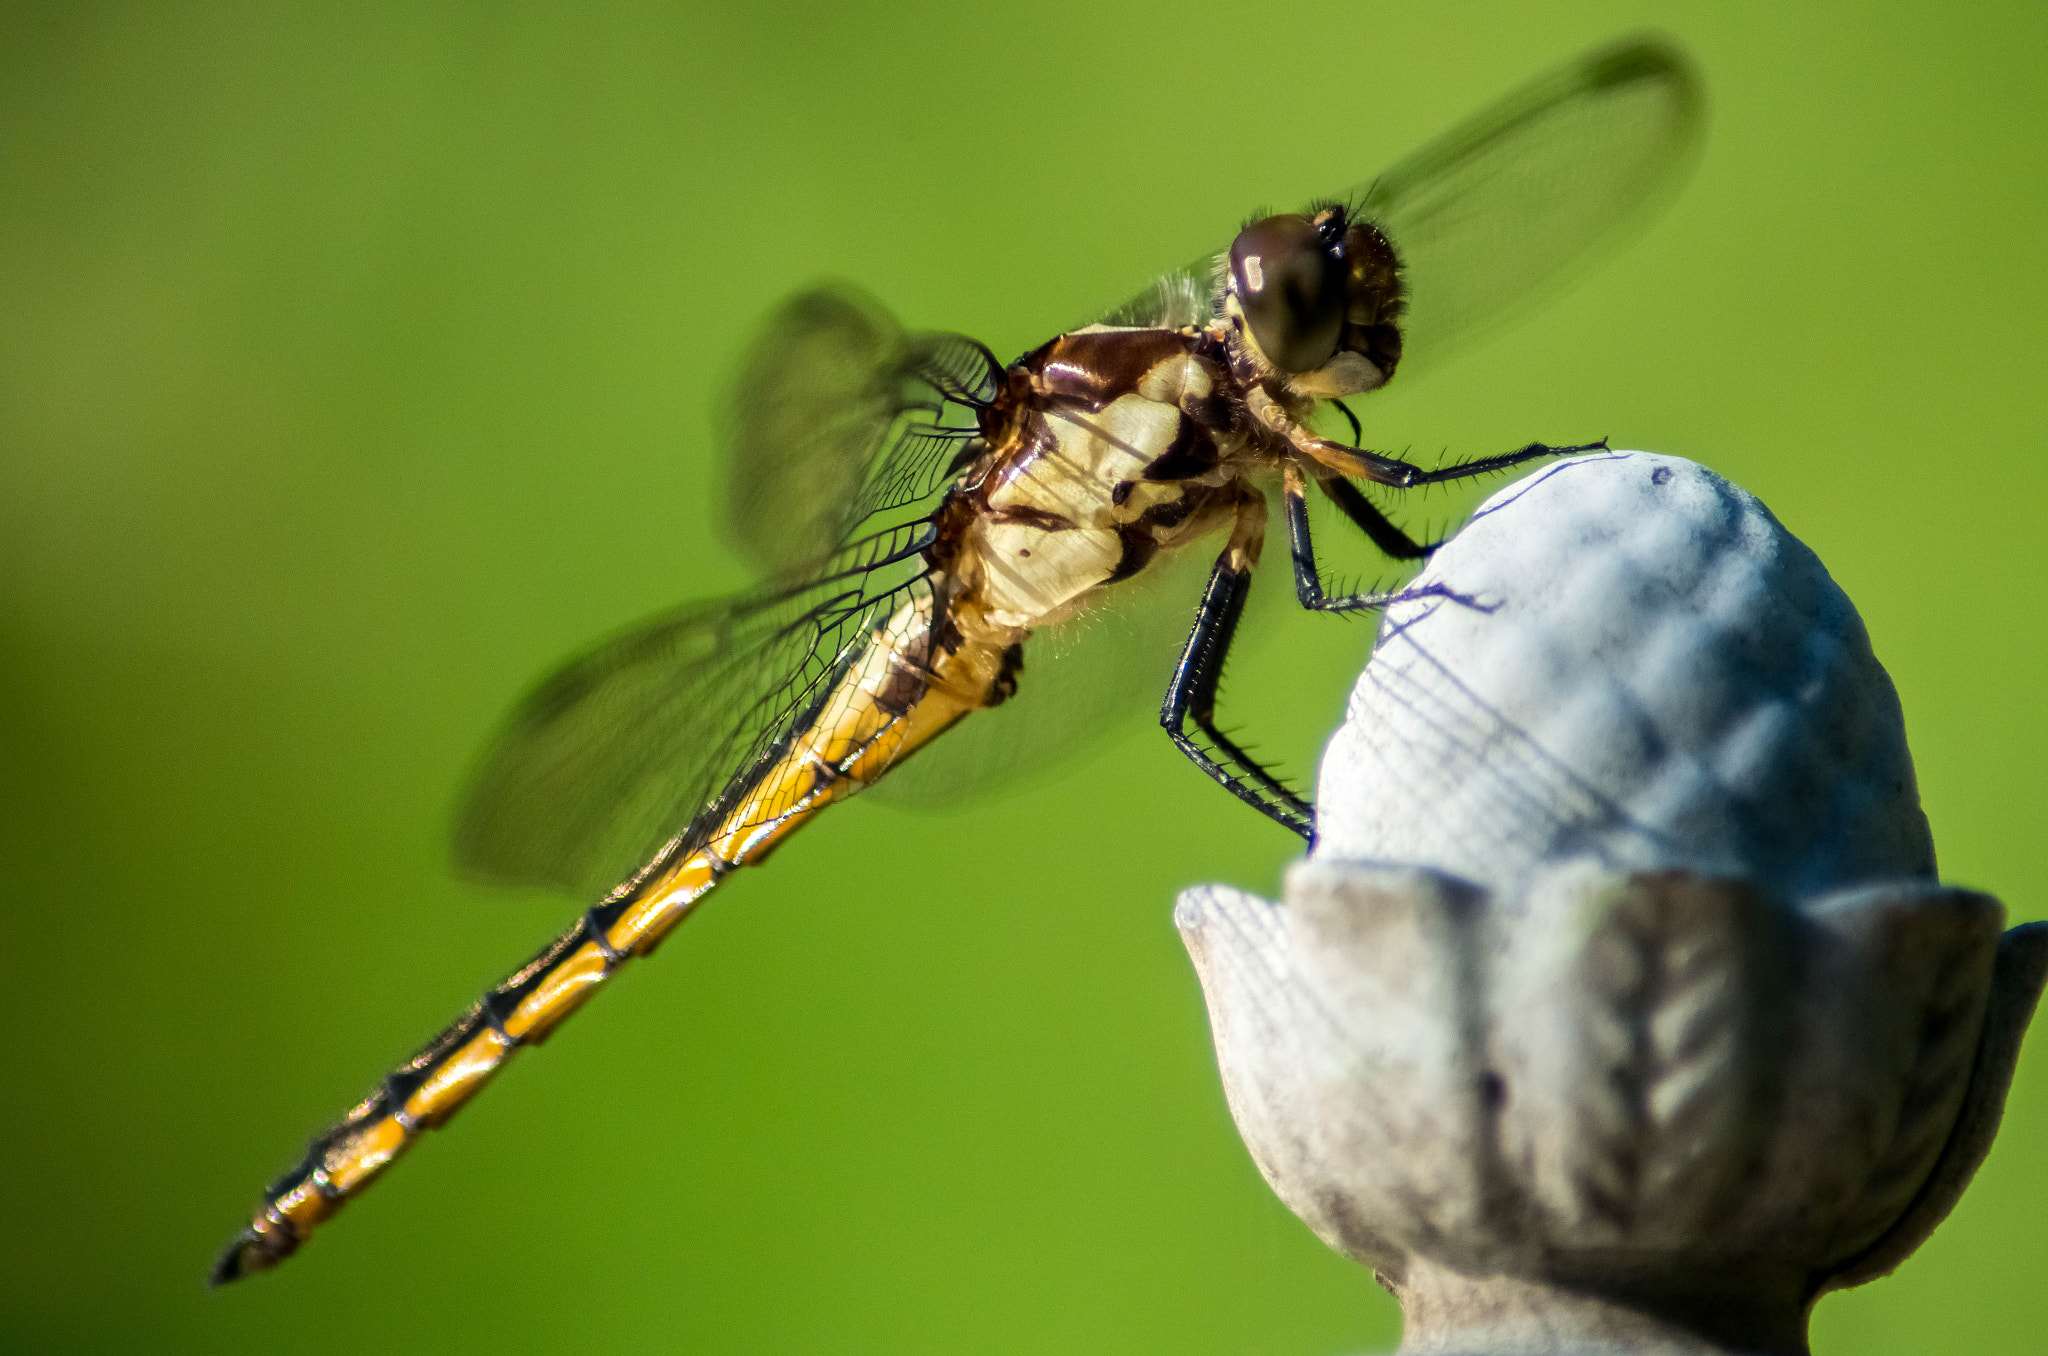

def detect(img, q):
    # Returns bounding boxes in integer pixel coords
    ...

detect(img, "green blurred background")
[3,2,2043,1352]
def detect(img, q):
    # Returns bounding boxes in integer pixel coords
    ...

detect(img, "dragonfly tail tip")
[208,1224,292,1287]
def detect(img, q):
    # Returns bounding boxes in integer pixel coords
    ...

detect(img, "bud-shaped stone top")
[1178,454,2046,1355]
[1314,452,1934,900]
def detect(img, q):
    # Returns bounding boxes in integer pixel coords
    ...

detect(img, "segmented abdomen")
[213,594,1004,1282]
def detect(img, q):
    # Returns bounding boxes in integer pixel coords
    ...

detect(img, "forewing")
[722,287,998,574]
[453,521,938,900]
[1090,36,1699,368]
[1097,252,1226,331]
[1354,36,1703,378]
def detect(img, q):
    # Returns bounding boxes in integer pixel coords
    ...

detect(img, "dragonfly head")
[1224,205,1405,401]
[1228,212,1347,374]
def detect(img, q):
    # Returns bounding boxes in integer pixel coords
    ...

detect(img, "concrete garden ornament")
[1177,453,2044,1355]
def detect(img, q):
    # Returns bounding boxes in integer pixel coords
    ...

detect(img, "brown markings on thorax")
[927,326,1263,643]
[1030,327,1193,408]
[1001,327,1246,505]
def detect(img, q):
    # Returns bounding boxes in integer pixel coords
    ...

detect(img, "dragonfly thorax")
[934,327,1253,639]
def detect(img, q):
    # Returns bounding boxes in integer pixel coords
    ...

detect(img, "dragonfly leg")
[1285,465,1510,627]
[1284,464,1432,612]
[1300,435,1610,488]
[1330,398,1364,445]
[1161,534,1315,839]
[1317,475,1431,560]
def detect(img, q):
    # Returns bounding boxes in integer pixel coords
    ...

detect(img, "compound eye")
[1229,214,1346,374]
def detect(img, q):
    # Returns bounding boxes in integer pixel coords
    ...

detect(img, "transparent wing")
[1353,35,1702,378]
[721,286,1001,575]
[872,523,1310,809]
[453,520,939,900]
[1096,252,1226,331]
[463,290,999,898]
[1094,36,1701,371]
[871,540,1216,807]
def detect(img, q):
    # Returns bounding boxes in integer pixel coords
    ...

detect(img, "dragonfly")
[212,35,1700,1283]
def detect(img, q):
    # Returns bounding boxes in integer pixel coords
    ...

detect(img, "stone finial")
[1177,454,2045,1355]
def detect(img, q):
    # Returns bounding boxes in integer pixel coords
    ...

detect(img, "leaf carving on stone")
[1819,890,2000,1266]
[1514,872,1780,1246]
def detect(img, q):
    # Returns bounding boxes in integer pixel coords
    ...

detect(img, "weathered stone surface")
[1314,453,1933,899]
[1176,454,2042,1355]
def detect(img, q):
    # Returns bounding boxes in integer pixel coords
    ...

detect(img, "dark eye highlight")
[1229,214,1346,374]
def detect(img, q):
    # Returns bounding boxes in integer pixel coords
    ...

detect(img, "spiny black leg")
[1407,438,1609,486]
[1324,438,1610,489]
[1161,556,1313,839]
[1319,476,1431,560]
[1332,398,1363,445]
[1286,483,1475,614]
